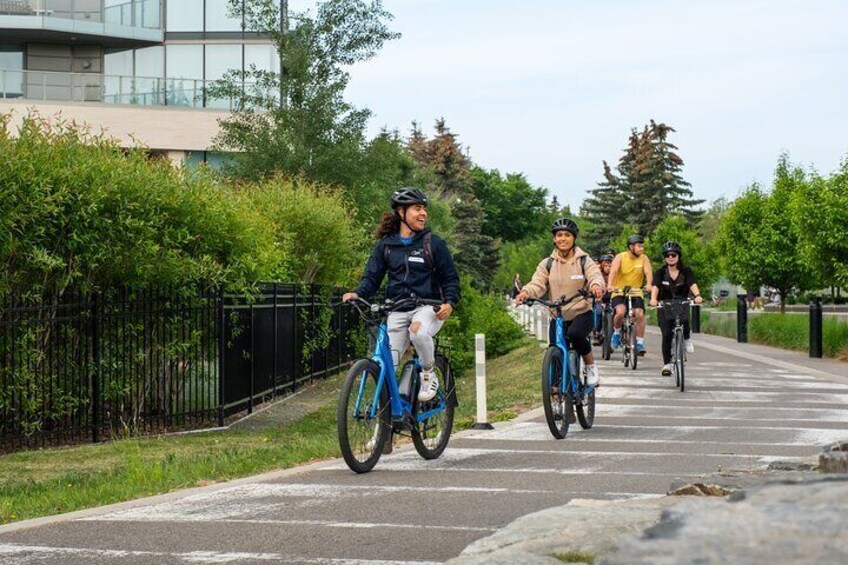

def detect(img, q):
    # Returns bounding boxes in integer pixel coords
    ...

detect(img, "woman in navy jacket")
[343,187,460,402]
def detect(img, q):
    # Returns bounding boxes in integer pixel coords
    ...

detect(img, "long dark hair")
[374,211,401,239]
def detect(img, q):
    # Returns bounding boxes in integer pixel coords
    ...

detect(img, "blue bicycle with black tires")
[338,297,456,473]
[526,290,596,439]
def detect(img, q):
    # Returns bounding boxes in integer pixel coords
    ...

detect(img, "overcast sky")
[297,0,848,211]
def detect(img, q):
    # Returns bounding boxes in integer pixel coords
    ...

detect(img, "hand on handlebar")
[435,303,453,321]
[590,284,603,300]
[342,292,359,303]
[514,290,529,305]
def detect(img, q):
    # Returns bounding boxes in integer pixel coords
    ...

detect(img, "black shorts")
[612,296,645,311]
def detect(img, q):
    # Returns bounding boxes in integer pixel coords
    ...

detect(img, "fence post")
[691,304,701,334]
[472,334,494,430]
[272,283,278,395]
[292,285,298,392]
[810,296,823,358]
[248,301,255,414]
[217,285,225,427]
[91,291,101,443]
[736,294,748,343]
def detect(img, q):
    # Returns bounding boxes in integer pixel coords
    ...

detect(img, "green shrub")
[244,176,365,286]
[0,112,284,296]
[441,277,525,372]
[703,311,848,359]
[701,310,737,339]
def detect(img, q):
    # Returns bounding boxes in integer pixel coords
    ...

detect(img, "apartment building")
[0,0,281,165]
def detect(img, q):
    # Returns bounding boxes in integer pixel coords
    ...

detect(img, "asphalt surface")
[1,330,846,564]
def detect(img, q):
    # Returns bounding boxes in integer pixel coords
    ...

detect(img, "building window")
[206,0,243,32]
[166,44,203,106]
[166,0,204,32]
[244,44,279,73]
[0,45,24,98]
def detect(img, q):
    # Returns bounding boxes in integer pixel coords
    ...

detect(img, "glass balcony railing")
[0,0,162,30]
[0,68,251,109]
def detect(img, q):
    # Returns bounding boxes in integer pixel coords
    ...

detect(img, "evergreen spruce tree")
[585,121,703,244]
[407,119,498,287]
[631,121,704,234]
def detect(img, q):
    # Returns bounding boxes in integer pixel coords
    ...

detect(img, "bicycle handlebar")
[656,299,694,308]
[524,289,590,309]
[346,296,443,318]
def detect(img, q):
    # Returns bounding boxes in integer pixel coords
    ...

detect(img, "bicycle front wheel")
[676,332,686,392]
[573,354,595,429]
[541,347,571,439]
[337,359,391,473]
[629,324,638,370]
[602,313,612,361]
[412,354,455,459]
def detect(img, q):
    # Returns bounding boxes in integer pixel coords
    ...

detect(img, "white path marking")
[461,422,848,445]
[0,544,439,564]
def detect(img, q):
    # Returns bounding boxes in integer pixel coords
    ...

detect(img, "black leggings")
[548,310,593,357]
[659,316,690,364]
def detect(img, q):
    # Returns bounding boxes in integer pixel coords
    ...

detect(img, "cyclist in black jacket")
[649,241,703,376]
[343,188,460,402]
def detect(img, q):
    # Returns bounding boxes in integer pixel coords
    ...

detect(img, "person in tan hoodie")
[515,218,605,385]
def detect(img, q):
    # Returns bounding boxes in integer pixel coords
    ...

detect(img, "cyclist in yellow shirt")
[607,235,653,355]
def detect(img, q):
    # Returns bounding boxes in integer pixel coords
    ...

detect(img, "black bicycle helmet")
[551,217,579,236]
[391,187,428,209]
[599,253,614,262]
[662,241,682,257]
[603,247,616,256]
[627,234,644,246]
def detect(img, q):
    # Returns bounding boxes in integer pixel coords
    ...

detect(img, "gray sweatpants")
[387,305,444,370]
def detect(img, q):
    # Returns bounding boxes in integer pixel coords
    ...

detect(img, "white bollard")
[536,307,545,341]
[472,334,494,430]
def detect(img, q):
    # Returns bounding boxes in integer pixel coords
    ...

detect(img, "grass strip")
[0,338,544,524]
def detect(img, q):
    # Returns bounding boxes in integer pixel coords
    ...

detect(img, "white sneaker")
[661,364,672,376]
[584,364,600,386]
[418,369,439,402]
[685,339,694,353]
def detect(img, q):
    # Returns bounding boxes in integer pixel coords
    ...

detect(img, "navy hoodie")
[354,229,460,309]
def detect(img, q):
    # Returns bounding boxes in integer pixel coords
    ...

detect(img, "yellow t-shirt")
[612,252,647,296]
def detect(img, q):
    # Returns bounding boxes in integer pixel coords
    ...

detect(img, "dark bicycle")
[601,298,614,361]
[526,290,597,439]
[338,297,456,473]
[612,286,642,371]
[659,298,692,392]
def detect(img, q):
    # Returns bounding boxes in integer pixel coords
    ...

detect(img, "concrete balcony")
[0,0,163,47]
[1,68,249,109]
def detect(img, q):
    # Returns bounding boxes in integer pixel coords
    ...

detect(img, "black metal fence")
[0,284,357,451]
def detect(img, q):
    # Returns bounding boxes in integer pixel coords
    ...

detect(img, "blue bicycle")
[526,290,596,439]
[338,297,456,473]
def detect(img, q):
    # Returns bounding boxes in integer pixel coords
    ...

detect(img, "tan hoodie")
[521,246,605,321]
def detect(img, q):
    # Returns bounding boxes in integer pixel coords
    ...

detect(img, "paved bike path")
[1,332,847,564]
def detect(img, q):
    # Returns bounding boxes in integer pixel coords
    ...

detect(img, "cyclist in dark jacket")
[649,241,703,376]
[343,188,460,402]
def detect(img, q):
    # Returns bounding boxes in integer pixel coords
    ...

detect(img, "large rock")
[601,476,848,564]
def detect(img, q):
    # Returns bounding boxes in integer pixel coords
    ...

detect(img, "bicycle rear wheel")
[337,359,390,473]
[676,331,686,392]
[412,354,455,459]
[629,324,638,370]
[602,312,612,361]
[541,347,571,439]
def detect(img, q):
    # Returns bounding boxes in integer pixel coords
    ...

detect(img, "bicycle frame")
[356,316,446,425]
[552,314,596,398]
